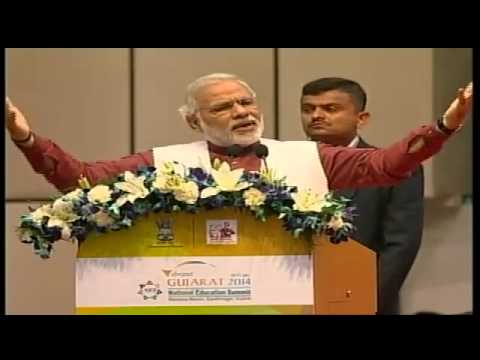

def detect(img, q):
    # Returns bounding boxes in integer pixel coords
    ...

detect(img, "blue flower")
[284,215,303,231]
[201,194,227,209]
[77,203,101,217]
[120,203,137,219]
[189,167,209,182]
[242,172,261,184]
[72,225,89,242]
[41,225,62,241]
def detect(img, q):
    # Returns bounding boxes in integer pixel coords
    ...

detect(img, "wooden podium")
[313,236,377,314]
[75,208,377,315]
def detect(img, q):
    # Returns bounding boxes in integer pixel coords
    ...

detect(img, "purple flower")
[190,167,207,180]
[189,167,214,187]
[344,206,357,220]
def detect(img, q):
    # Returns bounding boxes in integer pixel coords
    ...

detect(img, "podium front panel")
[76,209,315,315]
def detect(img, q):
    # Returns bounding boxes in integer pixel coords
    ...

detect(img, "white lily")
[52,198,75,216]
[200,161,251,199]
[30,204,53,224]
[51,199,80,223]
[62,188,84,202]
[115,171,149,207]
[291,189,326,213]
[29,199,80,240]
[46,218,72,240]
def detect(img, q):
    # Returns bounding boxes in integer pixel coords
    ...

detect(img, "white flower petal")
[123,171,135,181]
[63,189,83,201]
[61,226,71,240]
[88,185,112,203]
[48,218,66,228]
[200,187,220,199]
[115,182,137,193]
[212,165,245,191]
[115,196,128,207]
[218,161,231,173]
[235,182,252,191]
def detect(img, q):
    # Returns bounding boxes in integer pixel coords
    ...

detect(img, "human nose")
[311,106,326,120]
[231,101,250,117]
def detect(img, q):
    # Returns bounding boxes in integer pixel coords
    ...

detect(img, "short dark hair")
[302,77,367,111]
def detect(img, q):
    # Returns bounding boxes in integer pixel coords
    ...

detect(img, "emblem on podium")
[150,218,183,247]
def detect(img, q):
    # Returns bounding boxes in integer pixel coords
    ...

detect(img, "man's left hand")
[443,82,473,130]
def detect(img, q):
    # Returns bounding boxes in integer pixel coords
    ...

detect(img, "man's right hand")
[5,97,34,146]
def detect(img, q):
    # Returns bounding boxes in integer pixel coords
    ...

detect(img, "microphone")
[253,144,269,172]
[226,144,243,167]
[226,144,243,158]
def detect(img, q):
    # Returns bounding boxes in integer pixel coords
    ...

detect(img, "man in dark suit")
[300,77,424,314]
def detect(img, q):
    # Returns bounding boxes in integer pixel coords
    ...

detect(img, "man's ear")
[186,114,201,131]
[357,111,370,130]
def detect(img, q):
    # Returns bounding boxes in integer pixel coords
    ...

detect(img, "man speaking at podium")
[6,73,473,203]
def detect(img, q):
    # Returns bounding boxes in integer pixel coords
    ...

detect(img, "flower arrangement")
[17,160,357,259]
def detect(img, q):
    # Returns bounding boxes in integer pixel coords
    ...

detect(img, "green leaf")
[109,204,121,216]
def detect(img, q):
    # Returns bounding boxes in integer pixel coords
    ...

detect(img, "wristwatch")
[11,131,33,145]
[436,115,462,135]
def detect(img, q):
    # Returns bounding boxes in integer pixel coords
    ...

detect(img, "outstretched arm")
[321,82,473,190]
[6,98,153,193]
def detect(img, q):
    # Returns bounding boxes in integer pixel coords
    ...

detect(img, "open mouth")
[232,120,257,131]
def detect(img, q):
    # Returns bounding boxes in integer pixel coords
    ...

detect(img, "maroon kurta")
[17,124,449,193]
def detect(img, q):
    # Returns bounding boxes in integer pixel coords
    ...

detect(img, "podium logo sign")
[76,256,313,310]
[161,260,252,302]
[137,280,163,300]
[206,220,238,245]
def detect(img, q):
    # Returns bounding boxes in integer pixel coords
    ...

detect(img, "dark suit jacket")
[335,138,424,314]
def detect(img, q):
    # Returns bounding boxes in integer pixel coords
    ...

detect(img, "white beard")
[199,114,264,147]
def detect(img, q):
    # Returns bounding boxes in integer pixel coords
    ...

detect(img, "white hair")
[178,73,256,121]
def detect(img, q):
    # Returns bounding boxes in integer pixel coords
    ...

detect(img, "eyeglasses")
[199,96,258,115]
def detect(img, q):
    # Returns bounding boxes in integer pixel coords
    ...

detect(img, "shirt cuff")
[409,123,450,145]
[16,133,57,173]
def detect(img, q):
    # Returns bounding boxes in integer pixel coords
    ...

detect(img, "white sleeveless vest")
[152,138,328,197]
